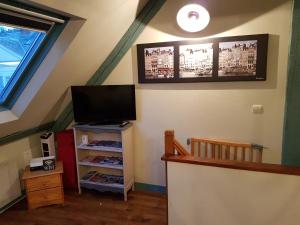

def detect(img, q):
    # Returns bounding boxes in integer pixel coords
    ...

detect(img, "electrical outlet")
[252,104,264,114]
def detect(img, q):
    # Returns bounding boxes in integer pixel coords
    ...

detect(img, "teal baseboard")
[134,182,166,193]
[0,193,25,214]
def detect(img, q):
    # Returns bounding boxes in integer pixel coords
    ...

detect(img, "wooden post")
[234,146,238,160]
[249,147,254,162]
[165,130,175,155]
[190,138,195,156]
[256,149,263,163]
[211,143,215,159]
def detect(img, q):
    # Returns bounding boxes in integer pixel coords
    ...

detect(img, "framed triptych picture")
[137,34,268,83]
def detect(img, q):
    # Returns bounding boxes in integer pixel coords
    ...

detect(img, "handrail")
[161,154,300,176]
[163,130,300,176]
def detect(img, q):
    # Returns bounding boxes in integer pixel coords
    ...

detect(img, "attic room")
[0,0,300,224]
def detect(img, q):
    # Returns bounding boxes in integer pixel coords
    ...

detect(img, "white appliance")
[29,156,55,171]
[40,132,55,157]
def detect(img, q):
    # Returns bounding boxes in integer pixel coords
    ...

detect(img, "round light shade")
[176,4,210,32]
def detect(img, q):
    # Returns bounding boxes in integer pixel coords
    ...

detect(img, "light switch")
[252,104,264,114]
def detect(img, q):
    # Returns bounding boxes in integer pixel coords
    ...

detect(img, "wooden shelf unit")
[73,124,134,201]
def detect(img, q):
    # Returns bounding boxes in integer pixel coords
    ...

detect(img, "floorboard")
[0,190,167,225]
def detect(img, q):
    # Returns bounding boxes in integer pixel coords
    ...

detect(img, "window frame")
[0,1,68,109]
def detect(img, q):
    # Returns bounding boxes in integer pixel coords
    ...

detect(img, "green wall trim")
[0,121,54,146]
[282,0,300,166]
[52,0,166,132]
[134,182,166,193]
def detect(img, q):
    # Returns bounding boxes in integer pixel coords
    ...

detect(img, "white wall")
[0,134,41,205]
[104,0,292,186]
[0,134,41,179]
[167,161,300,225]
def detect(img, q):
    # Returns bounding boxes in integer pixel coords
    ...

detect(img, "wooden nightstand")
[22,161,64,209]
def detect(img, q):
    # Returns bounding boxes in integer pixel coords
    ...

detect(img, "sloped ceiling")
[0,0,148,137]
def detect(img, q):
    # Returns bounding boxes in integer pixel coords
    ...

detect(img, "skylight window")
[0,2,67,109]
[0,24,46,94]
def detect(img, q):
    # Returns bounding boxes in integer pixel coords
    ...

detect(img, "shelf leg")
[124,191,128,202]
[132,183,135,191]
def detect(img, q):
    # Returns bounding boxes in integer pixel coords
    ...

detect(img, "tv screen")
[71,85,136,124]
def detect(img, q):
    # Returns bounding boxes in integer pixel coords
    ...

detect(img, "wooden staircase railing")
[188,138,263,163]
[164,130,264,163]
[165,130,190,156]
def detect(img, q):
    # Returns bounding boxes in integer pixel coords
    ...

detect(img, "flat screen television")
[71,85,136,124]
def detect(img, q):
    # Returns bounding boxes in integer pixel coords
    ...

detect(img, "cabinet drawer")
[25,174,61,191]
[27,187,64,209]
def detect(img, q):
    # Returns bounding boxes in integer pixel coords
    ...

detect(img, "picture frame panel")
[179,43,214,79]
[137,34,268,83]
[137,41,177,83]
[216,34,268,82]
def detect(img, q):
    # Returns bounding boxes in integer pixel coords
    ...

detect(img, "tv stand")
[73,123,134,201]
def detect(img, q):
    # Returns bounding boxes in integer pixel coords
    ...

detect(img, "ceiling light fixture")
[176,4,210,33]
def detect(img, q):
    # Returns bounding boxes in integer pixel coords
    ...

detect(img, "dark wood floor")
[0,190,167,225]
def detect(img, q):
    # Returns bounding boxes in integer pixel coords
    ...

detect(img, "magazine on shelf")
[81,171,97,180]
[91,156,105,163]
[86,140,122,148]
[80,156,95,162]
[82,171,124,184]
[80,156,123,165]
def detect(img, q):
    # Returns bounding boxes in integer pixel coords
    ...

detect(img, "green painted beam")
[0,121,54,146]
[52,0,166,132]
[282,0,300,166]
